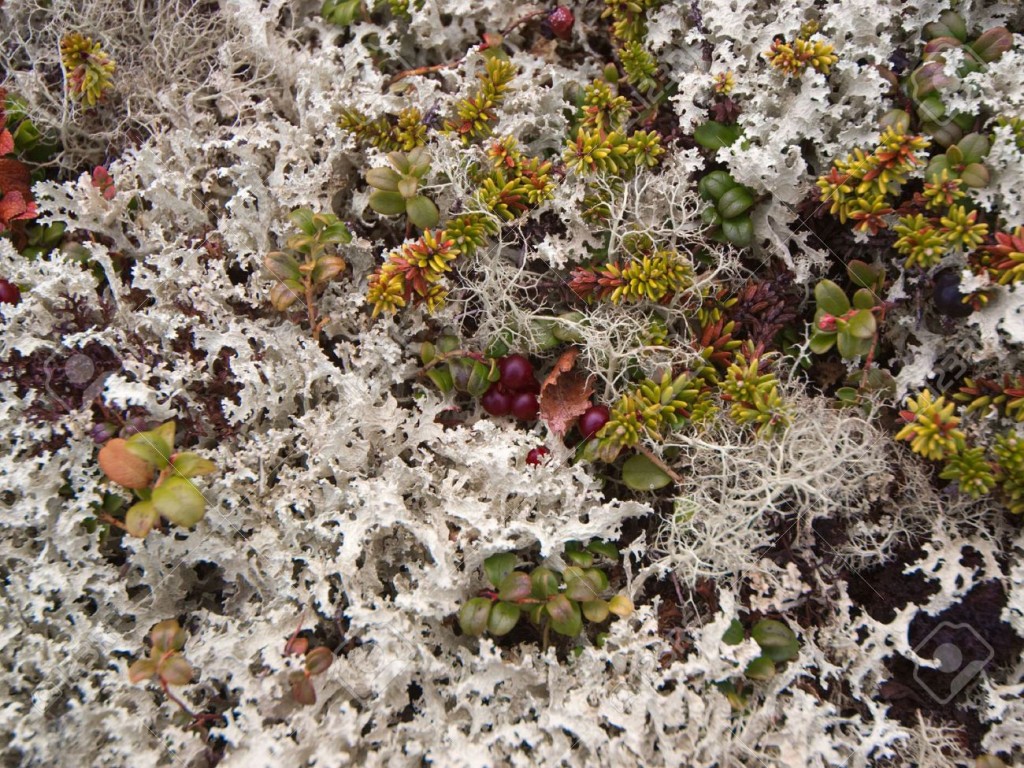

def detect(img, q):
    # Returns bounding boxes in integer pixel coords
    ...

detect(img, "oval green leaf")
[622,453,673,491]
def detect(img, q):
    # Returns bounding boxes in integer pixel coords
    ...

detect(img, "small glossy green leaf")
[808,331,836,355]
[957,133,990,164]
[458,597,493,637]
[744,655,776,681]
[530,567,559,598]
[484,553,517,588]
[852,288,876,310]
[425,367,454,394]
[565,574,602,602]
[960,162,990,188]
[586,540,619,560]
[124,433,172,471]
[751,619,800,662]
[406,195,440,229]
[847,259,882,290]
[152,477,206,527]
[369,189,406,216]
[693,120,742,149]
[265,251,302,282]
[701,206,722,227]
[365,167,400,191]
[171,452,216,478]
[716,186,755,220]
[814,280,850,317]
[487,602,521,636]
[720,216,753,247]
[622,453,672,491]
[836,330,871,359]
[722,619,745,645]
[582,600,610,623]
[497,571,533,602]
[847,309,877,339]
[304,646,334,675]
[128,658,158,683]
[607,594,633,617]
[546,595,583,637]
[564,548,593,567]
[125,501,159,539]
[466,360,493,399]
[287,207,316,235]
[697,170,735,201]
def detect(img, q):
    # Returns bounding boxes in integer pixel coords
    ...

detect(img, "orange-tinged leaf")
[0,157,30,195]
[98,438,154,489]
[539,348,594,437]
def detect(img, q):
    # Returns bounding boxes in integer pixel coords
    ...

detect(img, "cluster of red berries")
[0,279,20,305]
[481,354,540,421]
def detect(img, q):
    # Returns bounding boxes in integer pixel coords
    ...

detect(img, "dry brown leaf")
[0,157,31,195]
[539,348,594,437]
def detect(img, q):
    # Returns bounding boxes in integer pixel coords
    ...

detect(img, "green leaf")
[151,477,206,527]
[150,619,186,653]
[369,189,407,216]
[716,186,756,220]
[564,548,594,567]
[722,619,745,645]
[693,120,742,149]
[565,574,603,602]
[397,176,420,199]
[622,453,672,491]
[465,360,493,399]
[751,619,800,662]
[744,655,776,681]
[171,452,216,478]
[497,571,533,602]
[287,207,317,235]
[483,553,517,588]
[720,216,754,248]
[836,330,871,359]
[607,594,633,617]
[530,567,559,598]
[128,658,157,683]
[847,259,884,291]
[304,647,334,675]
[124,432,172,470]
[852,288,876,310]
[814,280,850,317]
[419,341,436,365]
[586,540,619,560]
[265,251,302,282]
[960,163,990,188]
[406,195,440,229]
[365,167,401,192]
[808,331,836,355]
[458,597,493,637]
[957,133,990,164]
[701,206,722,227]
[847,308,877,339]
[125,501,159,539]
[425,367,454,394]
[487,602,521,636]
[546,595,583,637]
[697,170,735,201]
[320,220,352,244]
[582,599,610,623]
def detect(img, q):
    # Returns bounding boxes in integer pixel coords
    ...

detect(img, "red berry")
[526,446,550,466]
[578,405,610,439]
[499,354,535,392]
[544,6,575,40]
[511,392,539,421]
[481,385,513,416]
[0,279,20,305]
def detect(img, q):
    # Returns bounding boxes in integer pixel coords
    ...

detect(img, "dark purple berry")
[542,6,574,41]
[0,279,21,305]
[526,446,550,466]
[932,271,974,318]
[511,392,539,421]
[499,354,536,392]
[481,385,513,416]
[90,421,118,444]
[578,405,610,439]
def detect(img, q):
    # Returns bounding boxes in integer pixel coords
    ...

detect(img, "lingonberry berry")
[511,392,539,421]
[0,279,21,305]
[578,405,610,439]
[540,6,574,40]
[526,446,550,466]
[932,271,973,318]
[481,385,513,416]
[499,354,535,391]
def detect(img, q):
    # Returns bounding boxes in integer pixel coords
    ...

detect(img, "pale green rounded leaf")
[622,453,672,491]
[152,477,206,528]
[487,602,521,636]
[125,501,159,539]
[458,597,493,637]
[814,280,850,317]
[369,189,406,216]
[406,195,440,230]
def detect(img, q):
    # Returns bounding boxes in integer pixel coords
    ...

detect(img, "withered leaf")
[539,348,594,437]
